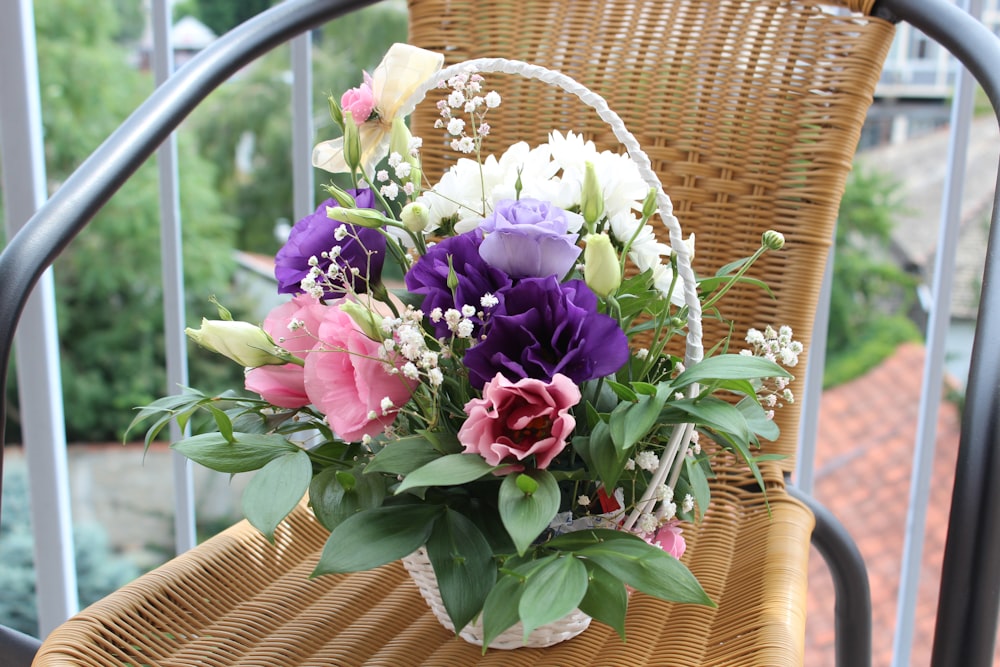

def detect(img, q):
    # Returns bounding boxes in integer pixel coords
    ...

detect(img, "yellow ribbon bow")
[312,43,444,176]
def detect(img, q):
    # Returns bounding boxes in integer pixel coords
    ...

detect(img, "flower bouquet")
[131,43,801,650]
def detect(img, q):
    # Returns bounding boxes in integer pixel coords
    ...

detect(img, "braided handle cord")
[406,57,703,528]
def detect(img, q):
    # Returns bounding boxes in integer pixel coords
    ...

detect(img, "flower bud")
[580,161,604,230]
[185,319,287,368]
[342,114,362,172]
[390,118,415,165]
[327,94,344,129]
[325,183,357,209]
[583,233,621,298]
[338,300,385,340]
[641,187,659,220]
[400,202,430,232]
[762,229,785,250]
[326,206,393,228]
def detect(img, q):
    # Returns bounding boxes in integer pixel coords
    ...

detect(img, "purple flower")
[404,231,512,339]
[478,198,582,279]
[463,276,629,388]
[274,190,385,299]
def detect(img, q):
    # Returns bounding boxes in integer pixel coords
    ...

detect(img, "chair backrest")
[408,0,895,472]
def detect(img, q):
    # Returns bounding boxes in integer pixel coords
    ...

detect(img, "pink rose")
[244,295,327,408]
[303,304,414,442]
[458,373,581,473]
[651,521,686,560]
[340,72,376,124]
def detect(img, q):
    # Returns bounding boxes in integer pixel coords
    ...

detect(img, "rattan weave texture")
[35,474,812,666]
[32,1,894,665]
[409,0,895,471]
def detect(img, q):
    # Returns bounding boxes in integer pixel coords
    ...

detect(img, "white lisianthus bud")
[762,229,785,250]
[327,206,393,228]
[325,183,357,209]
[580,161,604,231]
[583,233,621,298]
[342,114,362,172]
[185,319,288,368]
[400,202,430,232]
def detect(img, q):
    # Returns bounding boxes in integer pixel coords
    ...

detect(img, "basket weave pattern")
[401,547,593,649]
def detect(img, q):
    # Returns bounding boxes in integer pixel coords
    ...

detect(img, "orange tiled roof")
[803,342,1000,666]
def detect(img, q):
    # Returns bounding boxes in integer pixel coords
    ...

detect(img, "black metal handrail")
[872,2,1000,665]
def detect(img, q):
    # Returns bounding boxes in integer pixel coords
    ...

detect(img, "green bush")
[0,466,139,637]
[824,166,920,386]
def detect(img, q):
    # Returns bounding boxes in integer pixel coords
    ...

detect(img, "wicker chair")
[2,0,999,665]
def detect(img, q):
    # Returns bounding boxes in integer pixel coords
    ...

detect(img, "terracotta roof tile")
[804,342,999,666]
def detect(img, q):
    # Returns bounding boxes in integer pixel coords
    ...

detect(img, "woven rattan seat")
[12,0,973,665]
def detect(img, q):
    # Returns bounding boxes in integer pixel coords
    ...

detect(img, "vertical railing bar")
[794,244,835,496]
[0,0,80,637]
[890,1,979,664]
[151,0,196,555]
[292,33,315,221]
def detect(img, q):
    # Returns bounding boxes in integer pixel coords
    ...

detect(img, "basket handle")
[406,57,704,369]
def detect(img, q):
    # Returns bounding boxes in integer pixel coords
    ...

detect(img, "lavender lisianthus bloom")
[463,276,629,388]
[478,198,582,279]
[404,230,512,339]
[274,189,385,299]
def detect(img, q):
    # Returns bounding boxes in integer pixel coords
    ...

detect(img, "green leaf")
[481,572,527,648]
[309,464,386,532]
[579,561,629,639]
[204,404,235,443]
[313,505,441,575]
[416,429,463,454]
[609,384,669,453]
[499,470,560,556]
[519,556,589,640]
[605,380,638,403]
[366,436,442,475]
[673,355,790,388]
[578,536,713,606]
[543,528,638,551]
[171,432,300,473]
[685,456,711,521]
[664,397,753,444]
[395,454,494,494]
[584,420,628,490]
[242,449,312,541]
[425,509,497,631]
[736,397,781,441]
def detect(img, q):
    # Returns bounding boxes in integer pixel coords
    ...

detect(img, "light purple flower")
[477,198,581,279]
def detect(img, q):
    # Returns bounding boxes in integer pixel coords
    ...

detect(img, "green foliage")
[823,316,922,388]
[0,467,139,637]
[175,0,276,36]
[2,0,246,442]
[824,166,919,386]
[187,1,408,253]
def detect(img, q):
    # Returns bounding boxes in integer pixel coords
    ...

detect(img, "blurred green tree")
[824,166,921,386]
[3,0,243,442]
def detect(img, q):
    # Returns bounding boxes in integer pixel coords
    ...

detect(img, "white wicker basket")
[401,547,592,649]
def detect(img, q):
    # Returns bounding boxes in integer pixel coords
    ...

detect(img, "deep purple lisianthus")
[478,198,582,279]
[463,276,629,389]
[274,190,385,299]
[404,230,512,339]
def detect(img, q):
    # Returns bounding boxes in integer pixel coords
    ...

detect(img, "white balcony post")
[0,0,80,637]
[292,32,315,221]
[151,0,197,554]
